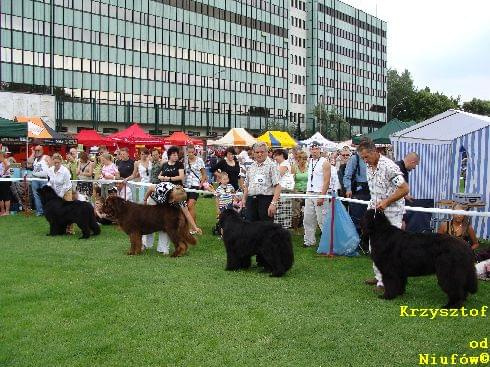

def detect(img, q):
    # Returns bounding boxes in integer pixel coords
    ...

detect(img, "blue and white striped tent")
[391,109,490,239]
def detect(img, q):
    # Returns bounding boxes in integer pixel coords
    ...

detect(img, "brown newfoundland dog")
[102,196,196,256]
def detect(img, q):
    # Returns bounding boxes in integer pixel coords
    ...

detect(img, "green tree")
[388,68,460,122]
[462,98,490,116]
[387,69,416,121]
[313,105,350,141]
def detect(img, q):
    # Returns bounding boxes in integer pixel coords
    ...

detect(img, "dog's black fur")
[361,209,477,308]
[38,185,100,239]
[219,209,294,277]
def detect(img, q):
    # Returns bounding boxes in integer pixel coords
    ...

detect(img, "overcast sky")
[341,0,490,102]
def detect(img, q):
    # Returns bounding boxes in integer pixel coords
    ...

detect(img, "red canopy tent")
[108,123,164,146]
[75,129,115,147]
[163,131,203,146]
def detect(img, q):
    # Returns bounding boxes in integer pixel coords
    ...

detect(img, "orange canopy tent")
[15,116,77,145]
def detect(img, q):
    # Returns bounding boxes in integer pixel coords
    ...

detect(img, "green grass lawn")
[1,198,488,367]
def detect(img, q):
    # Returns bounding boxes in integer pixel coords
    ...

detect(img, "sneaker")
[364,278,378,285]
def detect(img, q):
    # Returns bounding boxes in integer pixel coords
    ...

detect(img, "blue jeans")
[31,179,47,215]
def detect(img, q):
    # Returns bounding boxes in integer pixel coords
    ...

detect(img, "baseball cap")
[309,141,322,148]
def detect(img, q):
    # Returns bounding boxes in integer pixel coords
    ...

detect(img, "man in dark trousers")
[396,152,420,229]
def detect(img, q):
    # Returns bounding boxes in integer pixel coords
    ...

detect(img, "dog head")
[218,208,241,229]
[360,209,392,236]
[37,185,59,205]
[101,196,126,219]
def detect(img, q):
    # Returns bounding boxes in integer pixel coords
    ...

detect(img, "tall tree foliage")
[462,98,490,116]
[387,69,460,122]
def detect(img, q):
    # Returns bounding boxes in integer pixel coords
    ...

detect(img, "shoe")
[364,278,378,285]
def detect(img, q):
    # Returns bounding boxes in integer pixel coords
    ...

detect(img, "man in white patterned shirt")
[358,139,409,289]
[241,142,281,222]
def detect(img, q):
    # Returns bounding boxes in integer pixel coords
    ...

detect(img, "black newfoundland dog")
[38,185,100,239]
[219,209,293,277]
[361,209,477,308]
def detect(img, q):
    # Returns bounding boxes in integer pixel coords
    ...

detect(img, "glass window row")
[317,76,386,99]
[318,40,386,68]
[319,21,386,53]
[2,12,288,59]
[290,0,306,12]
[1,47,288,99]
[48,0,287,37]
[318,58,387,83]
[317,3,386,38]
[291,16,306,30]
[237,0,288,17]
[290,93,305,104]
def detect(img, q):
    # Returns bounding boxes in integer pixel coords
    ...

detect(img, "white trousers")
[142,197,169,254]
[373,211,403,287]
[303,197,326,247]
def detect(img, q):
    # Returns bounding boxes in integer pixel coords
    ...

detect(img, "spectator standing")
[241,142,281,222]
[211,147,241,190]
[184,144,207,223]
[125,148,152,202]
[0,151,11,216]
[273,149,295,191]
[116,147,134,179]
[291,150,308,232]
[303,142,331,248]
[65,147,79,180]
[28,145,50,216]
[100,153,119,181]
[158,146,184,186]
[149,148,163,184]
[76,151,94,198]
[396,152,420,229]
[337,148,351,196]
[343,145,370,234]
[359,139,409,289]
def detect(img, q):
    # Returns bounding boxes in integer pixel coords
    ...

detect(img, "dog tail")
[466,268,478,294]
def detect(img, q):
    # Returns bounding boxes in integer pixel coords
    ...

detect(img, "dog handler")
[358,139,409,289]
[241,142,281,222]
[143,182,201,254]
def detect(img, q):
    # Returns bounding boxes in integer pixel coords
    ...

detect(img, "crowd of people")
[0,138,488,280]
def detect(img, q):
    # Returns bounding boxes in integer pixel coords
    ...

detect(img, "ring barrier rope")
[1,176,490,218]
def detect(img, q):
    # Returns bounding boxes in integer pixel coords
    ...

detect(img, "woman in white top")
[273,149,295,191]
[0,151,11,216]
[124,148,152,202]
[47,153,74,233]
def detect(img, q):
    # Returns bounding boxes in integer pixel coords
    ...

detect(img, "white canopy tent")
[300,132,338,151]
[207,128,256,147]
[391,109,490,238]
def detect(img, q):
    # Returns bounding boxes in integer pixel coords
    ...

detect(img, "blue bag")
[317,197,359,256]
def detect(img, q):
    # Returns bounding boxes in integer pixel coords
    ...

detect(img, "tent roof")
[208,128,256,146]
[300,132,337,150]
[391,110,490,144]
[0,117,27,138]
[75,129,115,147]
[15,116,77,144]
[257,131,298,148]
[352,119,415,144]
[108,123,164,145]
[163,131,203,146]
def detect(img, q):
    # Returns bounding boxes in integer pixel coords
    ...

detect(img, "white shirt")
[47,165,72,198]
[367,155,406,215]
[307,156,327,193]
[137,161,152,183]
[278,160,295,191]
[185,156,205,187]
[32,156,50,178]
[237,150,249,164]
[117,185,132,201]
